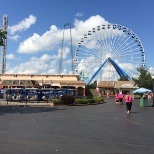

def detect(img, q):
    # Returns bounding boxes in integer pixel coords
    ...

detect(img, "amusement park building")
[97,81,138,95]
[0,74,140,96]
[0,74,86,96]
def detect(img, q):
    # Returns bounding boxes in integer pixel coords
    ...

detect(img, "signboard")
[121,84,132,87]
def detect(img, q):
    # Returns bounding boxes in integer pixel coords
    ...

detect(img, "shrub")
[75,99,88,104]
[82,99,89,104]
[75,97,103,105]
[53,96,104,106]
[61,95,75,105]
[94,97,104,103]
[52,99,62,105]
[87,98,95,104]
[75,99,83,104]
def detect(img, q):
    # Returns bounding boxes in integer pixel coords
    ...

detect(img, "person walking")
[152,92,154,107]
[125,92,133,113]
[118,92,123,105]
[106,92,109,98]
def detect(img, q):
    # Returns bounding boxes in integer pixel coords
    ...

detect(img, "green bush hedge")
[94,97,103,103]
[61,95,75,105]
[75,99,89,104]
[87,98,95,104]
[52,96,104,105]
[52,99,62,105]
[75,97,104,105]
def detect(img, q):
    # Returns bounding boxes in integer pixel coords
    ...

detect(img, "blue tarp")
[133,87,152,94]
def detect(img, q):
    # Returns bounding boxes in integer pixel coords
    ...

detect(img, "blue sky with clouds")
[0,0,154,80]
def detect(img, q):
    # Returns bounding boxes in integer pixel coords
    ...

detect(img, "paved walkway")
[0,97,154,154]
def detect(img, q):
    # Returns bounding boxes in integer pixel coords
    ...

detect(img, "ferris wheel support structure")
[86,57,131,85]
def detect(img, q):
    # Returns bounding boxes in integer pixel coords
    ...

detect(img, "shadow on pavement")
[145,105,154,107]
[129,111,138,113]
[0,106,65,115]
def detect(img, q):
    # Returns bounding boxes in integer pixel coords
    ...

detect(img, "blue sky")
[0,0,154,80]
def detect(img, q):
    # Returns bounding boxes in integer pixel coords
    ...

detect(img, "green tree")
[132,67,153,90]
[86,80,97,89]
[0,28,6,46]
[118,76,129,81]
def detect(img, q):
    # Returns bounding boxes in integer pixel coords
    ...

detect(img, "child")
[115,94,120,104]
[106,92,109,98]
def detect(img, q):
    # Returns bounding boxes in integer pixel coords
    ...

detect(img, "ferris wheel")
[74,24,145,83]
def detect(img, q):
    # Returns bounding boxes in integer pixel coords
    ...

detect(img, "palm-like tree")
[0,28,6,46]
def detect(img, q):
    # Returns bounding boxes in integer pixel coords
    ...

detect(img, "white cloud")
[47,68,57,74]
[18,25,62,54]
[149,67,154,75]
[74,15,108,32]
[6,51,62,74]
[6,56,48,74]
[8,34,20,41]
[75,12,84,17]
[6,54,18,60]
[57,47,70,59]
[40,54,52,62]
[8,15,37,35]
[17,15,108,54]
[5,49,72,75]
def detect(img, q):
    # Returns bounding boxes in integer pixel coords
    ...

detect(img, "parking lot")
[0,97,154,154]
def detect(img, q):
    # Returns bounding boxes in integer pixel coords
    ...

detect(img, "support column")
[83,88,85,96]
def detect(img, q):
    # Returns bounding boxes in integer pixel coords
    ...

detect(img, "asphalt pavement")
[0,97,154,154]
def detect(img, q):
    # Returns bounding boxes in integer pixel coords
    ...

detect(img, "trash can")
[140,97,147,107]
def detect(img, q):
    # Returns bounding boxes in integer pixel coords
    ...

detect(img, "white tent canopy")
[133,87,152,94]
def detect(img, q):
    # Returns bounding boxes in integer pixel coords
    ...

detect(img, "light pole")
[67,81,69,90]
[51,80,53,88]
[42,79,44,89]
[152,77,154,107]
[67,81,69,95]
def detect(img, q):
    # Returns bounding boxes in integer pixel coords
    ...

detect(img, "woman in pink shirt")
[118,92,123,105]
[125,92,132,113]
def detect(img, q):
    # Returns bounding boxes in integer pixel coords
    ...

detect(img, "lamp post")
[67,81,69,90]
[67,81,69,95]
[152,77,154,107]
[51,80,53,88]
[42,79,45,88]
[42,79,44,89]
